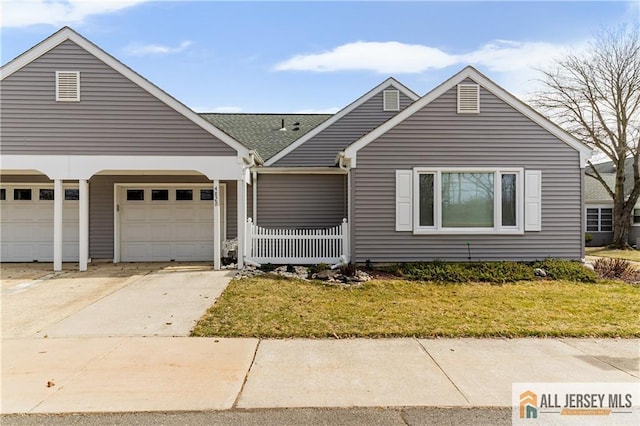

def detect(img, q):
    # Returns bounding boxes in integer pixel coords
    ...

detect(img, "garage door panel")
[149,207,172,221]
[174,244,196,259]
[122,205,148,221]
[63,243,79,260]
[10,205,37,221]
[122,243,149,261]
[151,244,171,260]
[63,223,79,240]
[122,223,150,241]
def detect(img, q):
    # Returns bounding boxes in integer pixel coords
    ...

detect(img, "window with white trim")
[56,71,80,101]
[633,208,640,225]
[586,207,612,232]
[396,168,537,235]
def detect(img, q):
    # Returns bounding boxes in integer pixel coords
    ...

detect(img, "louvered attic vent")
[457,84,479,114]
[56,71,80,101]
[383,89,400,111]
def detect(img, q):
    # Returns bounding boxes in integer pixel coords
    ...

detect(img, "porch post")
[237,179,246,269]
[79,179,89,271]
[53,179,63,271]
[252,171,257,223]
[213,180,221,270]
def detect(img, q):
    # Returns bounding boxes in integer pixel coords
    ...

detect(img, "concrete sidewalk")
[1,338,638,414]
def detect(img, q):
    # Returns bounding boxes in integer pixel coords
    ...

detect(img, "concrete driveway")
[1,262,234,338]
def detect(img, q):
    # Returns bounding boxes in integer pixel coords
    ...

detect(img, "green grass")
[586,247,640,262]
[192,277,640,338]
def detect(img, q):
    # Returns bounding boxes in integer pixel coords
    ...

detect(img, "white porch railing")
[245,218,349,266]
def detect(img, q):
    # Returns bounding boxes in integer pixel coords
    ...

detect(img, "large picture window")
[413,168,523,234]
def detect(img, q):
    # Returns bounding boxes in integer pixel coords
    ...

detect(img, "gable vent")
[457,84,479,114]
[383,89,400,111]
[56,71,80,101]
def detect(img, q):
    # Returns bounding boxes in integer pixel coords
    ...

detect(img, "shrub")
[585,233,593,244]
[533,259,597,283]
[381,259,596,283]
[259,262,276,272]
[593,257,632,280]
[340,262,356,276]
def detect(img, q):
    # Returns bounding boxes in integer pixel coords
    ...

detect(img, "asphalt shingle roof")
[586,159,636,201]
[200,113,332,161]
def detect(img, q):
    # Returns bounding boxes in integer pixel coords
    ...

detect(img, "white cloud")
[123,40,193,56]
[1,0,149,28]
[294,107,341,114]
[275,41,457,73]
[192,105,243,113]
[275,39,579,75]
[461,40,571,72]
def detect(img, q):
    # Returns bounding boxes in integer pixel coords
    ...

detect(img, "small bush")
[340,262,356,276]
[307,263,329,276]
[593,257,632,280]
[260,263,276,273]
[286,264,295,273]
[585,233,593,244]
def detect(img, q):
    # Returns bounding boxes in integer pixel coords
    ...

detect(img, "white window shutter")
[525,170,542,231]
[395,170,413,231]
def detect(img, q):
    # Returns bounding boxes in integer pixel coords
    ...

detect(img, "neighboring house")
[584,159,640,247]
[0,27,592,271]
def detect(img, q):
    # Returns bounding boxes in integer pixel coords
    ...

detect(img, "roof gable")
[1,27,249,157]
[343,66,593,168]
[265,77,419,166]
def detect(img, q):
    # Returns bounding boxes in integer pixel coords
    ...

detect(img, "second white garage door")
[119,184,226,262]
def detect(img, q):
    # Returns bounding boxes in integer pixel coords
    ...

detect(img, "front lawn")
[192,277,640,338]
[586,247,640,262]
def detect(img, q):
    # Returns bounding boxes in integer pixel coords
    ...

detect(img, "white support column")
[79,179,89,271]
[237,179,246,269]
[53,179,63,271]
[213,180,221,270]
[252,171,257,223]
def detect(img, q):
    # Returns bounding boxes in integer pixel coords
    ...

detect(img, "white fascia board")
[343,66,592,168]
[0,155,246,181]
[252,166,347,175]
[264,77,420,166]
[1,27,250,158]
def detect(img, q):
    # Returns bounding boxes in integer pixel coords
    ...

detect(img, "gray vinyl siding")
[274,87,414,167]
[255,174,347,228]
[88,175,236,259]
[1,40,236,156]
[352,80,583,262]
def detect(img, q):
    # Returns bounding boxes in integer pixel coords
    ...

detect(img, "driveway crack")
[415,338,470,404]
[232,339,261,409]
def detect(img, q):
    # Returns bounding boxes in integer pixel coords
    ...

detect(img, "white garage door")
[0,184,80,262]
[119,185,225,262]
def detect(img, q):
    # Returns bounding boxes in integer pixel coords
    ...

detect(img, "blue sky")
[1,1,637,113]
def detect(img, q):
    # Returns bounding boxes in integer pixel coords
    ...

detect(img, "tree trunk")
[610,207,632,248]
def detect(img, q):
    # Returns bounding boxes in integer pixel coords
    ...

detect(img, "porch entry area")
[244,218,350,267]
